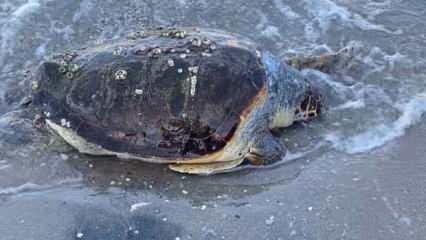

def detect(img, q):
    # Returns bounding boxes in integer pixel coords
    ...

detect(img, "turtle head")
[261,52,324,128]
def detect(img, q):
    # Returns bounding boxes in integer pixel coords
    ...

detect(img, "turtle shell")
[31,27,267,160]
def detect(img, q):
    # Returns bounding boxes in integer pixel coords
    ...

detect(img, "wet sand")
[0,119,425,240]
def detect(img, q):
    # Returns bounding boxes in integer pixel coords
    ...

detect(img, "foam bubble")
[261,26,280,39]
[0,177,82,196]
[72,0,95,23]
[332,99,365,111]
[0,182,43,195]
[303,0,400,34]
[0,0,41,65]
[272,0,300,20]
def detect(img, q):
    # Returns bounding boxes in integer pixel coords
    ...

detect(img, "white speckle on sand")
[182,190,189,195]
[399,217,412,226]
[76,232,84,239]
[130,202,151,212]
[135,89,144,95]
[168,59,175,67]
[265,216,275,225]
[308,206,313,211]
[60,154,69,161]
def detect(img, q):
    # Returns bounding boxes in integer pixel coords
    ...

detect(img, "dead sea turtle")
[29,27,324,175]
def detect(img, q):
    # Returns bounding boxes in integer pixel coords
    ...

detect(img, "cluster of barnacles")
[53,51,80,80]
[60,118,71,128]
[127,31,146,40]
[114,69,128,80]
[188,37,216,57]
[161,29,187,39]
[113,46,128,56]
[114,28,219,99]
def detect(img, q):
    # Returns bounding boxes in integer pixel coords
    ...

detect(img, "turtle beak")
[245,148,264,165]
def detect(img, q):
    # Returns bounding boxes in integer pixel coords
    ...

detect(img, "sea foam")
[326,93,426,154]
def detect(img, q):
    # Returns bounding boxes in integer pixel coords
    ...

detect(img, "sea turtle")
[28,27,325,175]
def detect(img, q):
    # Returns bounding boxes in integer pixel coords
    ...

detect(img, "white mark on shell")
[135,89,144,95]
[113,47,127,56]
[174,30,186,39]
[188,66,199,74]
[152,47,162,55]
[177,68,183,74]
[168,59,175,67]
[191,38,202,47]
[114,70,128,80]
[31,81,39,91]
[256,50,262,58]
[202,39,212,45]
[60,119,71,128]
[69,64,80,73]
[180,53,187,59]
[190,75,197,96]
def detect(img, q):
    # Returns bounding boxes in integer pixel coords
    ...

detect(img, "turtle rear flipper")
[169,158,244,175]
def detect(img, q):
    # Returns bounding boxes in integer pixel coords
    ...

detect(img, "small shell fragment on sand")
[130,202,152,212]
[168,59,175,67]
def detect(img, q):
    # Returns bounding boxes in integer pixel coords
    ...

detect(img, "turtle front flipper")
[169,158,245,175]
[284,45,357,73]
[245,133,287,165]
